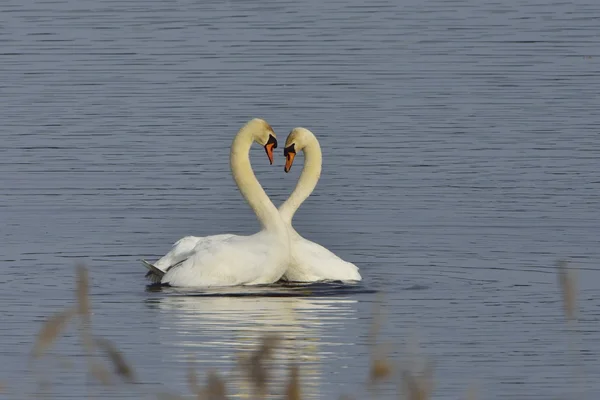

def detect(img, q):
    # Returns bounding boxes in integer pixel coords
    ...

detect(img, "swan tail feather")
[141,259,165,284]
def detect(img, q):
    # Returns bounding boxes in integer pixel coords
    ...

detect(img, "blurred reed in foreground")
[3,260,584,399]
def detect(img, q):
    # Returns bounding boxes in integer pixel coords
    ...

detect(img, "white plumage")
[143,118,290,288]
[279,127,362,283]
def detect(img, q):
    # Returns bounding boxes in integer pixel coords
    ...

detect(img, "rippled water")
[1,0,600,398]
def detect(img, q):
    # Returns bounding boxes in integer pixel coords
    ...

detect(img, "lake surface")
[1,0,599,398]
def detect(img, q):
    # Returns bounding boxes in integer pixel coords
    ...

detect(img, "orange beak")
[264,134,277,165]
[283,144,296,173]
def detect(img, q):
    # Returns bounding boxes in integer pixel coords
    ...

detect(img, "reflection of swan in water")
[148,292,359,399]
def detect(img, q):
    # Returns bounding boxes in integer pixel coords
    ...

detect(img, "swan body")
[278,127,362,283]
[143,118,290,288]
[282,229,362,282]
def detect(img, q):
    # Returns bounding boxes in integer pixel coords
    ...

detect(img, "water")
[1,0,599,398]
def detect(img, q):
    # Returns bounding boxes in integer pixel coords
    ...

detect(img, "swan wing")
[143,119,288,287]
[162,231,285,287]
[143,234,236,283]
[152,234,235,272]
[283,235,361,283]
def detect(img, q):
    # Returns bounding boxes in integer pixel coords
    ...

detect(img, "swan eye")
[266,134,277,148]
[283,143,296,157]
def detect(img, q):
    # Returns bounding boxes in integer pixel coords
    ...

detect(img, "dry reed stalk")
[368,295,393,385]
[30,306,77,360]
[370,357,393,384]
[238,334,280,398]
[33,379,53,399]
[187,361,227,400]
[284,364,301,400]
[76,264,96,361]
[95,337,136,383]
[187,356,201,397]
[76,264,90,323]
[202,371,227,400]
[76,265,135,389]
[401,362,434,400]
[90,361,112,386]
[368,294,385,347]
[557,260,578,321]
[75,264,105,400]
[557,260,586,399]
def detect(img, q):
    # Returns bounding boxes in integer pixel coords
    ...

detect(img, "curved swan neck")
[279,138,322,224]
[230,126,286,234]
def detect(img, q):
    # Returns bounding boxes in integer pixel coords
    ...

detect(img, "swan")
[142,118,290,287]
[278,127,362,283]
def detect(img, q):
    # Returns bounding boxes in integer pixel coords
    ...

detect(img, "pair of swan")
[142,118,361,288]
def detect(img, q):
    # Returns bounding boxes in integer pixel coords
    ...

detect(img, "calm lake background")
[1,0,599,398]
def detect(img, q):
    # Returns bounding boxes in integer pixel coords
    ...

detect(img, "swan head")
[247,118,278,165]
[283,127,314,173]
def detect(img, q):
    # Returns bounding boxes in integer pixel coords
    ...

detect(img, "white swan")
[142,118,290,288]
[278,127,362,283]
